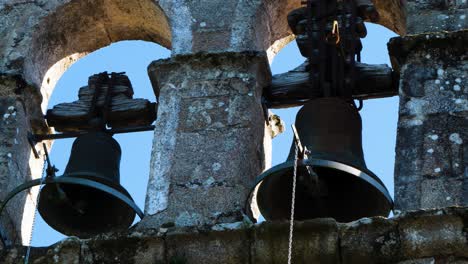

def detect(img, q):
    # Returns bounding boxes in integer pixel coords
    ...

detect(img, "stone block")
[144,184,246,228]
[45,238,81,264]
[82,234,165,264]
[340,217,400,264]
[165,229,250,264]
[192,29,231,52]
[0,246,48,264]
[397,258,436,264]
[394,107,467,210]
[420,177,465,208]
[398,210,468,259]
[0,238,79,264]
[251,218,339,264]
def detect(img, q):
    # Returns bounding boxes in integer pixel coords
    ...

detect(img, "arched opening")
[23,0,171,111]
[30,40,170,246]
[3,0,172,247]
[267,23,398,221]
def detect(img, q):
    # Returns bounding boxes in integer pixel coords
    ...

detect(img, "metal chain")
[287,141,299,264]
[24,152,48,264]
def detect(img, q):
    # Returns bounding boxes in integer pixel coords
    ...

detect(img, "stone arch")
[22,0,171,111]
[258,0,406,61]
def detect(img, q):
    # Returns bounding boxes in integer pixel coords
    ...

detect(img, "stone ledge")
[0,207,467,263]
[388,30,468,70]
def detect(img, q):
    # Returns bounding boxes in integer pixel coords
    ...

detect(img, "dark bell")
[38,132,136,238]
[248,98,393,223]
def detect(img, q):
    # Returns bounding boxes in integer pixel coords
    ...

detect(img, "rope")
[24,152,48,264]
[287,141,299,264]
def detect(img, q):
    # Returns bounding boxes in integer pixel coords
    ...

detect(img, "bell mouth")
[38,173,136,239]
[247,158,393,223]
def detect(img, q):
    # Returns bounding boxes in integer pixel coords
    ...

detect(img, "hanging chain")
[24,146,49,264]
[287,141,299,264]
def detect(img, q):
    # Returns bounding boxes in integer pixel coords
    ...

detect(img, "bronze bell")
[38,132,136,238]
[248,98,393,222]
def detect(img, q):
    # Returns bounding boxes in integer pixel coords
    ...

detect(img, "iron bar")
[30,125,155,142]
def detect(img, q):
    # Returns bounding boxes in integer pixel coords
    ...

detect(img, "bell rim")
[38,174,141,215]
[246,158,394,221]
[37,175,143,238]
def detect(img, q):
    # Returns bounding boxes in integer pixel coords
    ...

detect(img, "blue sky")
[31,23,397,246]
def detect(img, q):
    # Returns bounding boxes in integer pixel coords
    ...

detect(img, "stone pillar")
[390,0,467,211]
[0,75,46,247]
[140,52,272,228]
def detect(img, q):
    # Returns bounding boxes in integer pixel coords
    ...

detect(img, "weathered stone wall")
[140,52,272,228]
[1,207,466,263]
[0,75,47,246]
[389,0,467,214]
[390,30,467,210]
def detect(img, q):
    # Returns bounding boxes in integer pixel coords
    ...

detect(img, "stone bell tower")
[0,0,467,263]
